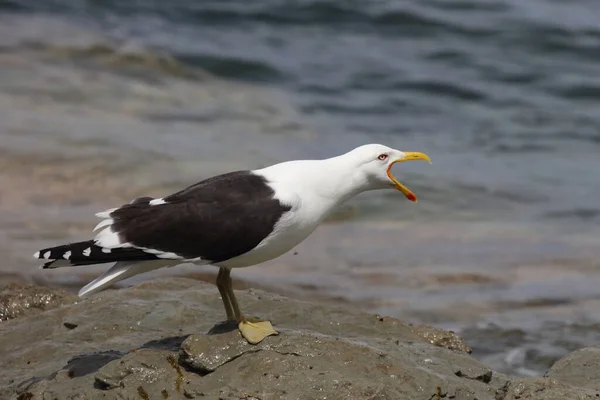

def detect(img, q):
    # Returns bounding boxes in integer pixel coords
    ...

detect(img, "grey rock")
[545,346,600,391]
[409,321,472,354]
[179,326,263,373]
[454,365,493,383]
[177,330,501,400]
[494,377,599,400]
[0,283,76,322]
[0,278,598,400]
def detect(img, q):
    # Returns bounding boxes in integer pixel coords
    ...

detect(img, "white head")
[255,143,432,207]
[336,144,432,202]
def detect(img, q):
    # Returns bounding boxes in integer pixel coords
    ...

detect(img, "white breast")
[217,191,332,268]
[217,161,345,269]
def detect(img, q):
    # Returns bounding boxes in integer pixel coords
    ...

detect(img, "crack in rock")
[454,368,492,384]
[179,332,263,374]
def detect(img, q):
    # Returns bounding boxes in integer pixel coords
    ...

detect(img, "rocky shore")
[1,278,599,399]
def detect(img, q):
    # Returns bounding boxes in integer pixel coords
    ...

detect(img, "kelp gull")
[34,144,431,344]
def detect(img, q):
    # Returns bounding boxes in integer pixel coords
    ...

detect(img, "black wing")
[107,171,291,262]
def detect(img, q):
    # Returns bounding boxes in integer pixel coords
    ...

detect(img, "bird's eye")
[378,154,388,161]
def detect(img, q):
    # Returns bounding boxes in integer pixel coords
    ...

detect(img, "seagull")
[34,144,431,344]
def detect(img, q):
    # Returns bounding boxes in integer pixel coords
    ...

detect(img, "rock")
[494,377,599,400]
[0,283,76,322]
[409,322,472,354]
[179,324,263,373]
[0,278,598,400]
[545,346,600,391]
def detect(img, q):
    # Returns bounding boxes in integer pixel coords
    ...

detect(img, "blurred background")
[1,0,600,377]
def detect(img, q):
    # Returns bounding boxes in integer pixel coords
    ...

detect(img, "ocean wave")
[0,0,25,12]
[395,80,486,101]
[490,143,554,154]
[0,41,211,80]
[177,53,285,83]
[0,38,286,84]
[544,209,600,221]
[497,22,600,61]
[424,0,510,12]
[2,0,497,38]
[552,84,600,101]
[179,4,498,38]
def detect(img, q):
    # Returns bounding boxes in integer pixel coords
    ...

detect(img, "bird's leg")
[216,267,235,321]
[221,268,278,344]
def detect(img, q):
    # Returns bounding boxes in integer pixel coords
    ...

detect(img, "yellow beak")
[386,152,432,202]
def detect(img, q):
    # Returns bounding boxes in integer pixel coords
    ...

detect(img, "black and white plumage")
[34,144,431,300]
[35,171,293,296]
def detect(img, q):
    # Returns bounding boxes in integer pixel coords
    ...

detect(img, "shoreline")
[2,278,600,399]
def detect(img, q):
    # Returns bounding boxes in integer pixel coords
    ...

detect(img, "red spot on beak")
[406,193,417,202]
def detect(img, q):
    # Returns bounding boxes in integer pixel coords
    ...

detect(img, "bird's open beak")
[386,152,432,202]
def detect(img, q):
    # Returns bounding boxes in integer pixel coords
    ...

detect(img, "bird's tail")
[34,240,176,297]
[77,260,170,297]
[33,240,158,269]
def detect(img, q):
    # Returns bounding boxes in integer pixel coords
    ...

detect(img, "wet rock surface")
[0,278,598,399]
[0,282,76,322]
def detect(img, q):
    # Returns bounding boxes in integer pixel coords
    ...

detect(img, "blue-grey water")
[1,0,600,376]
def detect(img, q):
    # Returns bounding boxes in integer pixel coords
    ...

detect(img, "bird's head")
[347,144,432,202]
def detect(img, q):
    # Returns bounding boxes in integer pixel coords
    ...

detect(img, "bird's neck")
[317,160,369,204]
[256,158,371,209]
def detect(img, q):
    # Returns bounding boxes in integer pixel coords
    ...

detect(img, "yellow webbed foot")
[238,318,278,344]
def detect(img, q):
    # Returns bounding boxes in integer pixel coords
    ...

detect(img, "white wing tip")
[33,251,40,259]
[149,198,167,206]
[93,218,114,232]
[95,208,118,218]
[78,278,102,297]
